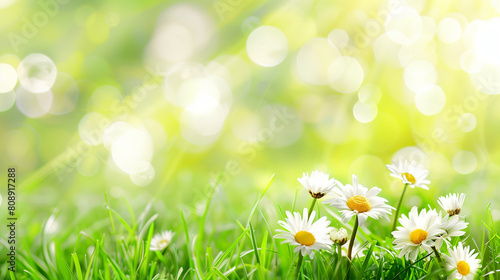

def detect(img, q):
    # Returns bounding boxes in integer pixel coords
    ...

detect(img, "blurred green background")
[0,0,500,260]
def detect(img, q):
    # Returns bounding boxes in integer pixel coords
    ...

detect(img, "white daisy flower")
[392,207,446,262]
[438,193,466,216]
[298,170,338,198]
[323,175,394,226]
[386,159,430,189]
[150,230,175,251]
[435,212,468,249]
[330,227,348,245]
[444,242,481,280]
[275,208,333,259]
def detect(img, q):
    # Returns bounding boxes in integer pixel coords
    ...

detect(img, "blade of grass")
[71,253,84,280]
[180,209,196,279]
[248,222,260,265]
[212,267,230,280]
[361,241,375,273]
[246,174,275,227]
[205,228,249,280]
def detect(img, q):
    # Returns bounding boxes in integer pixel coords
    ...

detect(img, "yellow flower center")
[346,195,371,213]
[457,260,470,276]
[409,229,428,244]
[159,240,169,247]
[402,172,416,184]
[295,231,316,246]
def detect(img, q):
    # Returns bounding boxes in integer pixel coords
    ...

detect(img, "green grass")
[1,174,499,280]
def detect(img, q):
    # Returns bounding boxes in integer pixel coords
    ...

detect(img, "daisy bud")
[330,227,348,245]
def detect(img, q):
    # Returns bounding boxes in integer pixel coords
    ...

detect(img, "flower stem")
[347,215,359,260]
[294,198,317,279]
[307,198,317,218]
[336,243,343,276]
[432,246,442,263]
[295,254,303,279]
[392,183,409,232]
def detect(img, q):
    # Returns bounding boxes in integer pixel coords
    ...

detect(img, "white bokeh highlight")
[0,90,16,112]
[297,37,341,85]
[353,101,378,123]
[111,126,154,173]
[452,150,477,174]
[437,17,462,44]
[129,161,155,187]
[327,29,349,49]
[0,63,18,93]
[457,113,477,133]
[414,85,446,115]
[329,56,364,93]
[17,53,57,93]
[385,7,423,45]
[404,60,437,93]
[78,112,109,146]
[246,26,288,67]
[16,87,53,118]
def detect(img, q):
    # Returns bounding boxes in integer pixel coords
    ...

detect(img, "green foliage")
[1,174,499,280]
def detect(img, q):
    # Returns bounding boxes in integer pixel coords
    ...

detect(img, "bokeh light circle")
[15,87,53,118]
[205,55,252,97]
[384,7,423,45]
[329,56,364,93]
[0,0,16,9]
[327,29,349,49]
[420,16,437,42]
[373,33,411,67]
[180,93,229,145]
[0,90,16,112]
[111,126,154,173]
[103,121,133,150]
[470,64,500,95]
[392,146,429,168]
[0,63,18,93]
[353,101,378,123]
[452,150,477,174]
[297,37,341,85]
[404,60,437,93]
[147,3,216,64]
[459,51,483,74]
[177,76,232,109]
[246,26,288,67]
[17,53,57,93]
[457,113,477,132]
[78,112,109,146]
[414,85,446,115]
[463,20,483,51]
[130,161,155,187]
[163,62,207,106]
[473,18,500,65]
[437,17,462,43]
[358,84,382,104]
